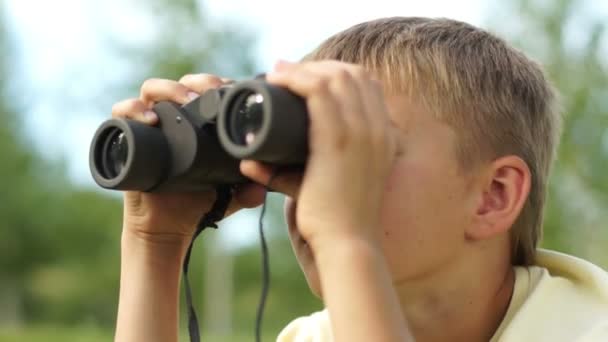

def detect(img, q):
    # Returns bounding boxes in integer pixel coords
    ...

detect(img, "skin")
[113,60,531,342]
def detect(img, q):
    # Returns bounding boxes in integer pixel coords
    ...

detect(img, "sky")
[4,0,487,184]
[4,0,605,248]
[204,0,487,67]
[2,0,489,247]
[6,0,608,182]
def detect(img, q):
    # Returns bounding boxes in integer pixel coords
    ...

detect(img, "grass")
[0,325,109,342]
[0,325,275,342]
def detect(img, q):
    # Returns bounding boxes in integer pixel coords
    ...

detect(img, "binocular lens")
[90,118,171,191]
[229,92,264,146]
[102,128,129,179]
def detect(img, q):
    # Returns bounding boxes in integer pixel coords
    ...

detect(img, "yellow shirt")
[277,249,608,342]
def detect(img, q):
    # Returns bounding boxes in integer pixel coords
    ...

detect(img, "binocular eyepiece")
[89,79,308,192]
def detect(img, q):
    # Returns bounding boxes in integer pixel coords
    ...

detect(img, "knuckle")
[333,68,353,84]
[110,102,123,117]
[310,77,330,93]
[140,78,160,94]
[332,130,350,150]
[178,73,195,84]
[199,73,223,83]
[180,73,224,92]
[370,78,383,92]
[111,99,140,118]
[350,65,368,80]
[191,73,221,84]
[198,74,224,90]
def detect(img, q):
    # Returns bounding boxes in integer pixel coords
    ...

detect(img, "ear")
[466,156,531,241]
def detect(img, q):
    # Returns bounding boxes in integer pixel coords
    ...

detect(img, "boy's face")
[284,94,477,296]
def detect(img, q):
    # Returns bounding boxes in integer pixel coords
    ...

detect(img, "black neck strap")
[182,185,232,342]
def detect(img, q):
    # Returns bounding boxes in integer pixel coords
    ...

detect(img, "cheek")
[380,161,432,252]
[378,159,468,281]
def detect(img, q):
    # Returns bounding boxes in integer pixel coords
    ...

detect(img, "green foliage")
[0,11,124,317]
[229,224,323,334]
[0,325,110,342]
[0,0,264,334]
[0,325,273,342]
[118,0,258,87]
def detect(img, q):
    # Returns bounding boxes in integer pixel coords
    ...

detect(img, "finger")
[359,76,392,155]
[361,76,389,124]
[306,62,369,134]
[111,98,158,124]
[345,64,375,122]
[317,63,391,167]
[274,59,294,72]
[240,160,302,198]
[267,61,371,142]
[222,183,267,217]
[139,78,197,107]
[178,73,225,94]
[266,65,346,148]
[367,78,403,163]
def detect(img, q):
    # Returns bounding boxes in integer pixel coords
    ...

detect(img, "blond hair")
[305,17,562,265]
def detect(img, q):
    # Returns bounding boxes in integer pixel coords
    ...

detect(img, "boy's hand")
[111,74,265,247]
[242,61,401,251]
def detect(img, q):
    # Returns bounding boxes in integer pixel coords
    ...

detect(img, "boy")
[112,17,608,341]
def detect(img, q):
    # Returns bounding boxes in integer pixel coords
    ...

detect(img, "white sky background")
[5,0,487,182]
[4,0,606,248]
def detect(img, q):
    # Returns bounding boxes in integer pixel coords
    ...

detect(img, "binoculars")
[89,78,308,192]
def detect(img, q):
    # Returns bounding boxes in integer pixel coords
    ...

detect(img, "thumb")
[240,160,302,198]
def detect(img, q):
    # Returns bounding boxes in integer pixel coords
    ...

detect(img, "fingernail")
[187,92,199,101]
[144,110,157,121]
[240,160,255,171]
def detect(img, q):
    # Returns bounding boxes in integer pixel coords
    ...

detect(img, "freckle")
[384,231,390,237]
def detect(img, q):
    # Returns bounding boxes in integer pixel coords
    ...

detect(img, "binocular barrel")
[89,80,308,192]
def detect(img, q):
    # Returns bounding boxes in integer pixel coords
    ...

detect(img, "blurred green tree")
[0,0,314,339]
[0,0,298,338]
[491,0,608,267]
[0,7,122,327]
